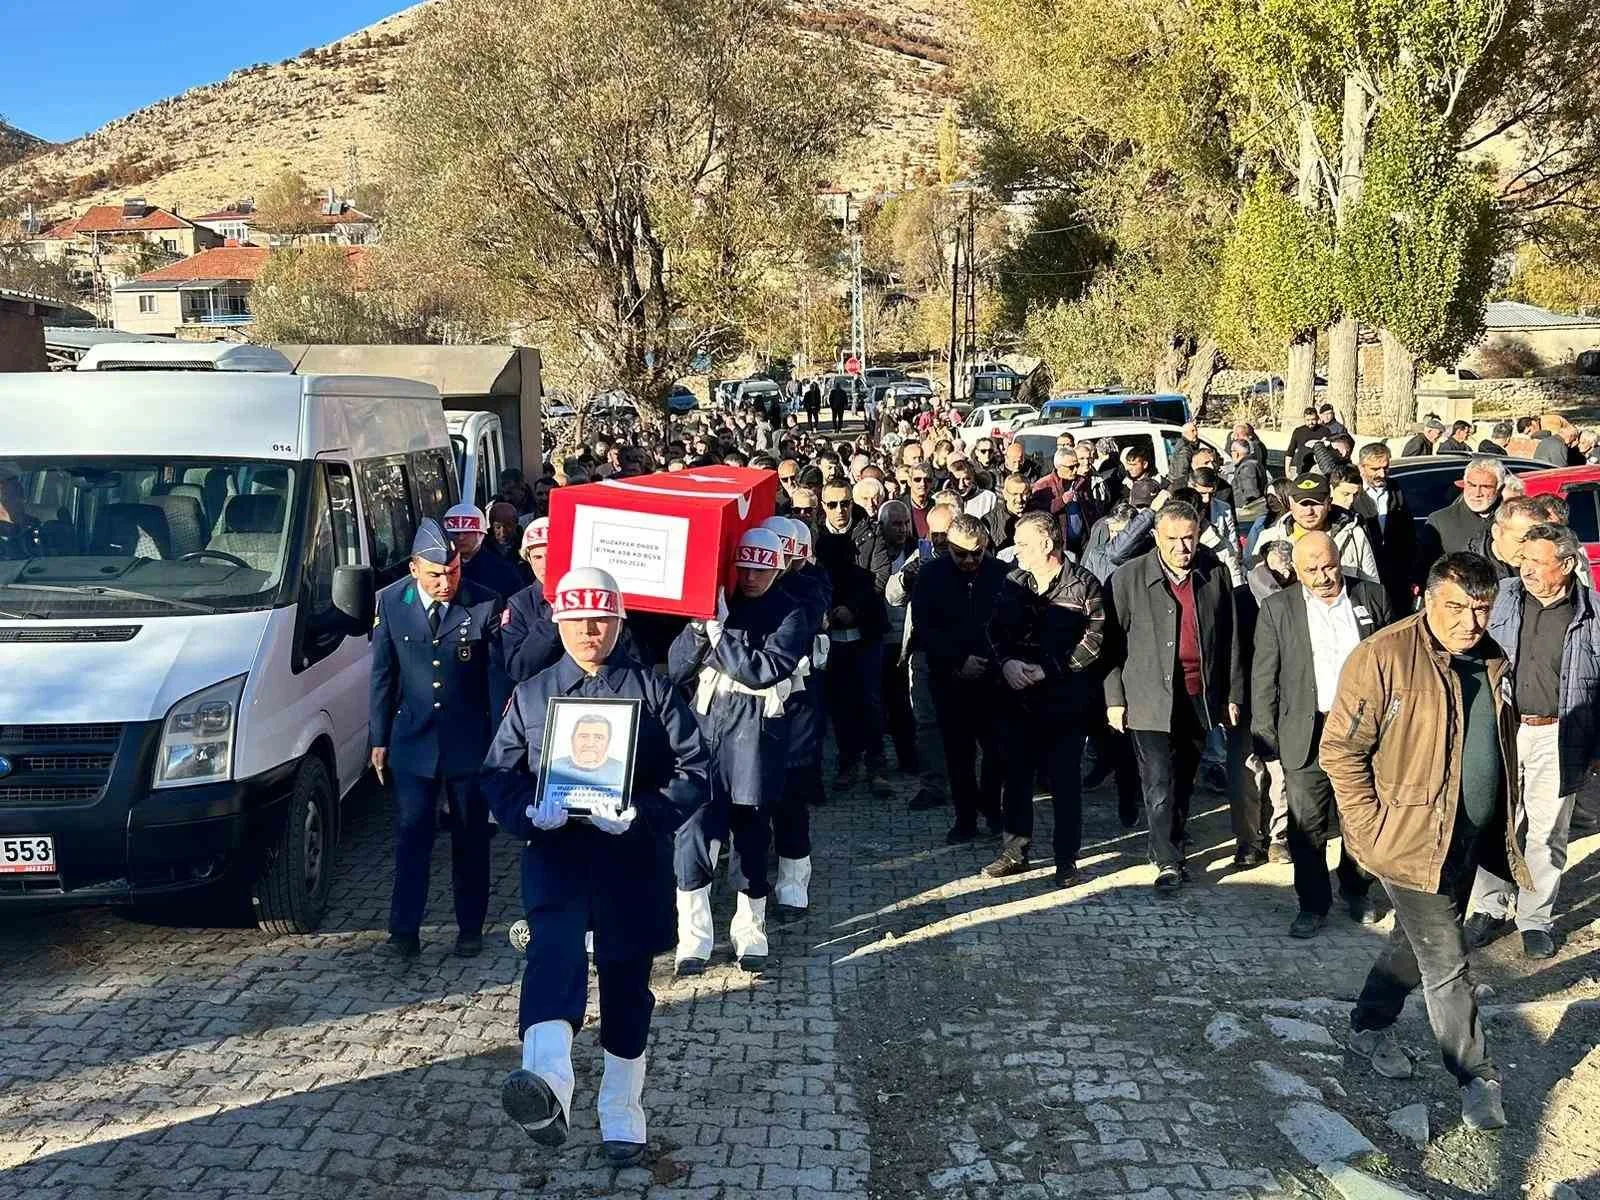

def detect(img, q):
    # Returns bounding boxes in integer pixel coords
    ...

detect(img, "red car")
[1518,464,1600,571]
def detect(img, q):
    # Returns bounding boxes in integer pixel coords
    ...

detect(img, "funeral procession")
[5,2,1600,1196]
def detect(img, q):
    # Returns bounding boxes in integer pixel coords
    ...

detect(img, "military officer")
[769,516,831,916]
[444,501,525,600]
[369,518,508,959]
[485,568,709,1166]
[667,527,810,973]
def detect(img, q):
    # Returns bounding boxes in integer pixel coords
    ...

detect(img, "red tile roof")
[192,207,255,223]
[133,246,271,283]
[73,204,192,234]
[34,217,79,240]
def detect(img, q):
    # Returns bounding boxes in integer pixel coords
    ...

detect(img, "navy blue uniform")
[666,584,809,897]
[463,545,525,601]
[483,651,709,1052]
[369,576,507,940]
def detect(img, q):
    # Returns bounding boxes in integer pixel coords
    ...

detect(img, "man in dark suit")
[1348,442,1417,616]
[1252,531,1391,937]
[369,518,509,960]
[1105,500,1244,890]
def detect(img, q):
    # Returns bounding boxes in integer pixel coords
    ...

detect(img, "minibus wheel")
[253,757,335,934]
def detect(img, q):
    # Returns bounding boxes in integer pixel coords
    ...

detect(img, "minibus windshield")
[0,457,298,618]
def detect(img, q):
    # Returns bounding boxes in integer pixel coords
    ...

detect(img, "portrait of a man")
[537,698,640,815]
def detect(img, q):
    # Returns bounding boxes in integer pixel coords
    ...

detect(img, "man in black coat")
[1348,442,1418,616]
[1419,456,1503,566]
[909,513,1009,843]
[986,512,1109,885]
[1252,533,1391,937]
[1105,501,1244,890]
[1285,408,1322,475]
[816,529,891,791]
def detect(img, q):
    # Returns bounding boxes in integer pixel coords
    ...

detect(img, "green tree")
[387,0,873,420]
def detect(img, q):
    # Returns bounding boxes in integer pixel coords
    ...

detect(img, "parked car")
[963,364,1022,406]
[1011,420,1220,479]
[667,384,698,414]
[734,378,783,410]
[1517,464,1600,571]
[956,403,1039,451]
[1038,392,1190,425]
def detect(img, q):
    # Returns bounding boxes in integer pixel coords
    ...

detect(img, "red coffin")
[544,466,780,618]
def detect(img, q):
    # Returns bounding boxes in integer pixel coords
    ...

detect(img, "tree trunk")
[1326,315,1359,425]
[1328,75,1369,420]
[1379,329,1418,436]
[1284,329,1317,428]
[1154,334,1188,395]
[1182,336,1220,417]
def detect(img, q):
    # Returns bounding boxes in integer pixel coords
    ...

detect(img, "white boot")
[675,884,714,973]
[503,1019,574,1146]
[598,1051,648,1163]
[774,856,812,910]
[730,892,769,969]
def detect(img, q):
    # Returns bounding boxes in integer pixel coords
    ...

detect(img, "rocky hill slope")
[0,0,965,220]
[0,121,48,170]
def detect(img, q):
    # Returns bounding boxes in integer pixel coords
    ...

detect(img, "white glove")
[715,586,729,622]
[704,618,724,645]
[587,795,636,836]
[526,795,568,831]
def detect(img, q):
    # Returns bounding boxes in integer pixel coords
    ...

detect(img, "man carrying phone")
[368,518,507,961]
[484,567,709,1166]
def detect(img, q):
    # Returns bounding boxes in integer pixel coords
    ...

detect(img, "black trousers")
[1001,709,1085,868]
[389,772,490,939]
[825,640,884,770]
[518,903,655,1059]
[1129,692,1208,870]
[1352,866,1495,1087]
[1283,720,1373,915]
[930,675,1003,831]
[881,652,919,772]
[1088,722,1143,826]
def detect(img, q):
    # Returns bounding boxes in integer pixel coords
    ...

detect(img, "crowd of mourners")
[374,386,1600,1154]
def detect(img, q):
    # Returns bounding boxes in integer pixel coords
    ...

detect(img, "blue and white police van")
[0,344,458,932]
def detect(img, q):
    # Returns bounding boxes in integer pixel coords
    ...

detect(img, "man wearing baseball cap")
[485,567,709,1166]
[667,527,811,972]
[369,517,508,960]
[1253,473,1380,586]
[444,501,524,600]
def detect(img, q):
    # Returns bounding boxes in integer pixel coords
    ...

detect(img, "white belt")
[829,628,863,644]
[812,633,830,669]
[695,666,792,717]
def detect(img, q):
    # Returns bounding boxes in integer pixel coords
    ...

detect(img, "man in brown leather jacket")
[1321,553,1531,1132]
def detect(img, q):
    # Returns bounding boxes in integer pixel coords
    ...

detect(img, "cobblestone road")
[2,767,1598,1200]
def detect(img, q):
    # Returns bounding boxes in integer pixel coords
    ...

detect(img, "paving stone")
[1274,1102,1378,1165]
[1251,1061,1322,1100]
[1384,1104,1429,1149]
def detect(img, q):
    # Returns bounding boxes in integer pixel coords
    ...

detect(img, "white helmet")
[759,516,796,563]
[734,528,784,572]
[520,516,550,550]
[442,502,486,536]
[551,566,626,620]
[786,518,813,562]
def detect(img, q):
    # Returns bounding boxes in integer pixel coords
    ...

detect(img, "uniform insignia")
[458,643,473,662]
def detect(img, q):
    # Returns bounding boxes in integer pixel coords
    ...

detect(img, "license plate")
[0,835,55,874]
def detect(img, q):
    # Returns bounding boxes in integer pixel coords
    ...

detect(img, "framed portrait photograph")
[535,696,642,817]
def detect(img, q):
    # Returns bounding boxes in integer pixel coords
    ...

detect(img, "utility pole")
[961,192,977,371]
[948,226,961,400]
[849,230,865,372]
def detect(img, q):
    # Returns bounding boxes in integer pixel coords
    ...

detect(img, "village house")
[190,189,378,249]
[111,245,268,337]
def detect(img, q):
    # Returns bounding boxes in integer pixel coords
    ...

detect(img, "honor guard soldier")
[444,501,525,600]
[768,516,831,915]
[484,568,709,1166]
[667,527,811,973]
[503,518,560,682]
[369,518,508,960]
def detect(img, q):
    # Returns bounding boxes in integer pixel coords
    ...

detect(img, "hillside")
[0,0,965,221]
[0,121,48,170]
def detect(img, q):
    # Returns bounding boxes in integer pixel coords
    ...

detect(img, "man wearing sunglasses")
[906,467,935,539]
[908,513,1008,843]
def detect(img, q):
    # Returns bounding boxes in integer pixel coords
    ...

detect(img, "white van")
[0,355,458,932]
[446,409,506,514]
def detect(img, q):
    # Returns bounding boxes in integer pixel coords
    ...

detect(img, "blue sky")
[0,0,407,143]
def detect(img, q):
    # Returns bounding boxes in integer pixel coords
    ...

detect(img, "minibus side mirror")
[333,565,375,633]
